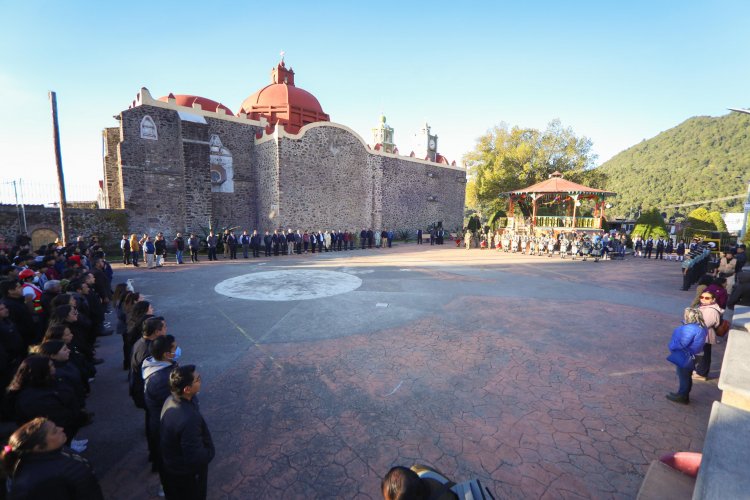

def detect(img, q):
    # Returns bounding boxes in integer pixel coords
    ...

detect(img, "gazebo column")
[599,199,606,229]
[509,197,515,217]
[531,194,539,227]
[571,194,579,228]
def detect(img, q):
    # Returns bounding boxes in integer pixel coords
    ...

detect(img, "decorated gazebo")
[501,172,616,230]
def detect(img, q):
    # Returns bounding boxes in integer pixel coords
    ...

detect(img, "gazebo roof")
[502,171,615,197]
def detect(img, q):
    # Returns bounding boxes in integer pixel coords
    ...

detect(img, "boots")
[666,392,689,405]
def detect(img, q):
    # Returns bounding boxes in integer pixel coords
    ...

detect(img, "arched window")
[140,115,158,140]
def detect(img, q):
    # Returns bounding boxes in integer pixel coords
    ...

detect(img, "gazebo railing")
[534,216,600,229]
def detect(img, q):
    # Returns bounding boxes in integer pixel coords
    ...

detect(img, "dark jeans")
[207,247,217,261]
[695,343,712,377]
[123,250,131,265]
[676,365,693,396]
[190,249,199,262]
[242,244,249,258]
[162,466,208,500]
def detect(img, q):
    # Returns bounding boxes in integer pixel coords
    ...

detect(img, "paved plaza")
[85,245,721,499]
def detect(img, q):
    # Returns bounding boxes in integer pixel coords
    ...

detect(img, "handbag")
[716,319,730,337]
[667,349,695,369]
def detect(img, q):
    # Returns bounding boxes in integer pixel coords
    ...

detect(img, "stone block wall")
[102,127,122,209]
[205,117,261,230]
[254,137,279,231]
[278,126,374,231]
[0,205,129,251]
[380,156,465,233]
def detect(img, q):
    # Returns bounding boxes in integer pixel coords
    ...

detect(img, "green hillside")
[598,111,750,219]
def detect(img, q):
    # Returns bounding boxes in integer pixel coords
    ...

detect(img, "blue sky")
[1,0,748,200]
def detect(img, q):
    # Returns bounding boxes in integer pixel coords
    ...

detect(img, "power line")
[661,194,744,209]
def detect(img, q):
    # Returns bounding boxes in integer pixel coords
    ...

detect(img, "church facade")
[102,60,466,236]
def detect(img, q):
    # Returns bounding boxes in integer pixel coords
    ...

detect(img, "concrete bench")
[730,305,750,333]
[636,460,695,500]
[692,402,750,499]
[717,326,750,411]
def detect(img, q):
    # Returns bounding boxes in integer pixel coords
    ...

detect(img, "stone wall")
[106,103,465,237]
[0,205,129,250]
[278,126,375,231]
[205,117,262,230]
[102,127,122,209]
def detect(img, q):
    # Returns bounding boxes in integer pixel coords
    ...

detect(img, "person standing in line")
[263,231,272,257]
[417,229,423,245]
[206,231,218,261]
[250,230,261,258]
[187,234,200,263]
[155,233,167,267]
[1,417,104,499]
[129,234,140,267]
[655,237,665,260]
[675,239,686,261]
[644,237,654,259]
[173,233,185,265]
[222,230,231,260]
[360,229,367,250]
[121,234,131,265]
[240,230,250,259]
[227,231,238,260]
[160,365,215,500]
[144,236,157,269]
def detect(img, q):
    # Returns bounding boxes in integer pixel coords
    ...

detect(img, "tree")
[632,208,669,239]
[463,119,602,215]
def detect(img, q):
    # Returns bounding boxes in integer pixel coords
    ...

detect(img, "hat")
[68,255,81,264]
[18,269,35,280]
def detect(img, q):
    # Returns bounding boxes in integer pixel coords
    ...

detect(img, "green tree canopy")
[632,208,669,239]
[463,119,604,215]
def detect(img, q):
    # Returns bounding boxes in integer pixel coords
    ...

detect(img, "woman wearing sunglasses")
[694,290,723,381]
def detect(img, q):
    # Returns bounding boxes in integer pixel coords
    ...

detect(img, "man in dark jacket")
[130,317,167,410]
[250,230,262,258]
[160,365,214,500]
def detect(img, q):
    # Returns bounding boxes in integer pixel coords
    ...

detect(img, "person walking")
[666,308,706,404]
[160,365,214,500]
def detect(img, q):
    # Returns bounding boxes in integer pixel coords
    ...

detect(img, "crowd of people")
[118,227,452,266]
[666,241,747,404]
[467,229,629,261]
[0,233,214,499]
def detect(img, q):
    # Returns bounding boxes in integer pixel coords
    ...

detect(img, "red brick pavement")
[95,248,721,499]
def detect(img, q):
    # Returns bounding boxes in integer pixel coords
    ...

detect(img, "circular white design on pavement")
[214,270,363,301]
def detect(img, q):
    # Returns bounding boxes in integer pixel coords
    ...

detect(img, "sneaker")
[666,393,689,404]
[692,373,709,381]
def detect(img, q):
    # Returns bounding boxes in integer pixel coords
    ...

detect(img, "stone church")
[102,59,466,236]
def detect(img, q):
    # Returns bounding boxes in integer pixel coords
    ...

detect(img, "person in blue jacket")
[666,308,707,404]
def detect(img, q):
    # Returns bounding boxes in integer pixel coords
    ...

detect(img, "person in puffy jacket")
[2,417,104,500]
[666,308,707,404]
[143,334,178,473]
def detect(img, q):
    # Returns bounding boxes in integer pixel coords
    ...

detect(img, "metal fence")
[0,179,99,206]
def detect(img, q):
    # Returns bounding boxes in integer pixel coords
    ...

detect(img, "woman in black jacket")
[2,417,104,499]
[6,356,88,446]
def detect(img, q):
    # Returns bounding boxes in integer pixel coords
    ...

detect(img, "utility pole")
[49,91,68,245]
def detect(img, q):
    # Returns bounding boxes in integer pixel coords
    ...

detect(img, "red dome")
[158,94,234,116]
[238,60,329,133]
[240,84,326,117]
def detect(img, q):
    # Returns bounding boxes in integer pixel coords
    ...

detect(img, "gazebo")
[501,172,616,230]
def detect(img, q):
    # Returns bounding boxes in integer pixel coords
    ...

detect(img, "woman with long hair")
[6,356,88,447]
[125,300,153,369]
[1,417,103,499]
